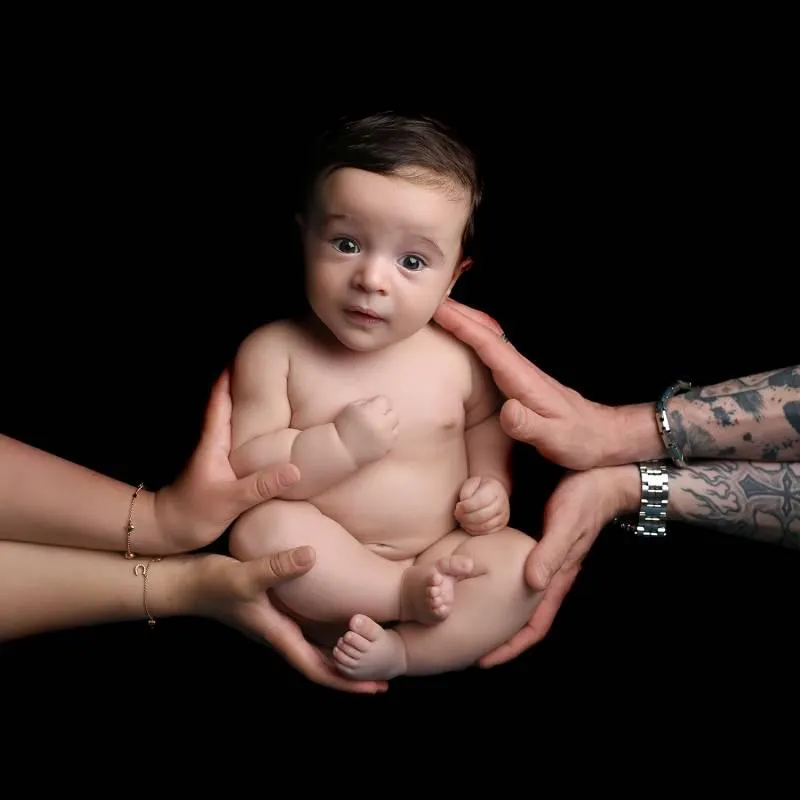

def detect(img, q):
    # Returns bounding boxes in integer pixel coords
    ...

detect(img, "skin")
[0,372,302,555]
[226,166,543,680]
[0,538,387,694]
[432,299,799,666]
[0,371,386,693]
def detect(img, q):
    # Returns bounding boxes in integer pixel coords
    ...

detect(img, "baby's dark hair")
[300,111,482,249]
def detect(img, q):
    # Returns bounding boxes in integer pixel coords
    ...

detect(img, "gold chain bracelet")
[125,482,144,559]
[133,558,162,628]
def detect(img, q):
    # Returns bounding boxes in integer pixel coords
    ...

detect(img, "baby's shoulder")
[426,322,487,372]
[237,318,304,353]
[425,322,498,404]
[233,319,307,371]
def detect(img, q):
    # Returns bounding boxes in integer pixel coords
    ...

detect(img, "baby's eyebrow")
[404,233,445,259]
[320,212,446,258]
[319,212,358,229]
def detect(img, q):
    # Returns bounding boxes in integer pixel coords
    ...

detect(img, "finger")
[438,298,505,335]
[434,302,509,354]
[267,615,387,694]
[438,302,563,390]
[200,369,233,452]
[232,463,301,514]
[524,564,581,642]
[525,506,583,591]
[478,625,540,669]
[463,513,507,534]
[458,476,483,503]
[437,303,560,407]
[528,514,602,592]
[455,502,497,525]
[251,547,317,589]
[500,398,548,446]
[461,485,497,512]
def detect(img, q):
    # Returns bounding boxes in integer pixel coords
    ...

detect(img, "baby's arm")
[454,354,514,534]
[229,324,359,501]
[464,356,513,494]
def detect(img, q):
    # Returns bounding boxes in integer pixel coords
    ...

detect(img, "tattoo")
[669,366,800,461]
[668,462,800,550]
[769,366,800,389]
[785,401,800,436]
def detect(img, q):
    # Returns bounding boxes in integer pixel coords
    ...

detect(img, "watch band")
[634,462,670,536]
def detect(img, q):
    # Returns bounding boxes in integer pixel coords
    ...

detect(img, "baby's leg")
[332,528,540,680]
[229,500,476,626]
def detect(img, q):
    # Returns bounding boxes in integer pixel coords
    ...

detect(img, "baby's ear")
[447,257,473,294]
[456,257,473,276]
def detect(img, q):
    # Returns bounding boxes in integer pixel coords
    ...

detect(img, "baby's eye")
[331,237,360,254]
[399,254,426,271]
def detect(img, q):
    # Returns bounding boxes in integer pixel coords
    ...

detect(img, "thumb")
[459,475,483,501]
[232,463,301,515]
[500,398,544,445]
[526,507,581,591]
[252,546,317,590]
[199,370,232,449]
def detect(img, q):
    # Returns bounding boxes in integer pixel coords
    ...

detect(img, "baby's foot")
[333,615,407,681]
[401,554,476,625]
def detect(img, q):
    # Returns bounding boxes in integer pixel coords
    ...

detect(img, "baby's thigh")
[229,499,336,561]
[454,527,537,591]
[413,529,472,567]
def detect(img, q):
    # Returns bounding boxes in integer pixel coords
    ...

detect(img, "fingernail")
[537,565,552,587]
[278,464,300,487]
[290,546,314,567]
[509,403,524,431]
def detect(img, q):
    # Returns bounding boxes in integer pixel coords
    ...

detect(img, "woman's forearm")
[0,434,166,554]
[668,461,800,549]
[0,541,199,642]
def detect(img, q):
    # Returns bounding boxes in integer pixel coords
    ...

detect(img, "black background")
[2,40,797,740]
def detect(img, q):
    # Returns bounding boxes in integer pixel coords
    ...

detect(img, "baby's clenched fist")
[334,395,400,467]
[454,475,510,534]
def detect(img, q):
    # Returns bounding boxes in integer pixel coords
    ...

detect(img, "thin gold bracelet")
[133,558,162,628]
[125,482,144,559]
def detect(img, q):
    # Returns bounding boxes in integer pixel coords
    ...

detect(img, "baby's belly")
[312,453,467,560]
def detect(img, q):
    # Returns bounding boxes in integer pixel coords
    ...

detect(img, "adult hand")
[434,298,618,470]
[193,546,389,694]
[478,464,638,667]
[154,369,301,553]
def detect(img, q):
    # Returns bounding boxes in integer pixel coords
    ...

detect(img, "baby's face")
[302,166,471,352]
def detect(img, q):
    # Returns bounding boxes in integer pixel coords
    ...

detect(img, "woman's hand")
[154,370,302,552]
[190,546,389,695]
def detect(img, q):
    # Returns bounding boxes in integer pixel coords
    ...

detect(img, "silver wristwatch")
[616,462,671,536]
[634,462,670,536]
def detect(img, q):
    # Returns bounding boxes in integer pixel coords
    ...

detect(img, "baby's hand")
[334,395,399,468]
[454,476,510,535]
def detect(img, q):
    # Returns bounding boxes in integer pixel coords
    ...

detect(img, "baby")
[228,112,540,680]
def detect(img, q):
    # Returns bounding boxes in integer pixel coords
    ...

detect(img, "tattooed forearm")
[668,461,800,550]
[667,366,800,462]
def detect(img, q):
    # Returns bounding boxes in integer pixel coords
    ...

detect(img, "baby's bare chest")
[288,352,467,436]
